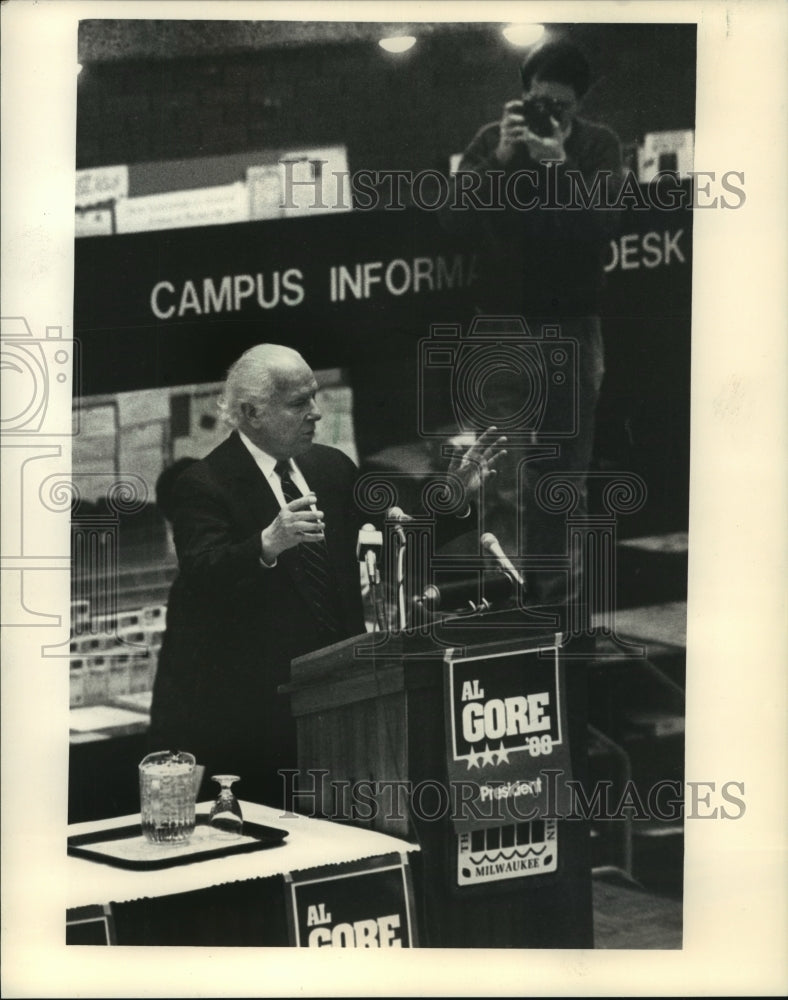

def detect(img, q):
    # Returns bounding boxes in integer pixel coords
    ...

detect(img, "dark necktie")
[275,460,344,637]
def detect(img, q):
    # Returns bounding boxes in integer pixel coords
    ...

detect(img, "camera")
[517,98,563,138]
[0,318,80,435]
[418,316,578,442]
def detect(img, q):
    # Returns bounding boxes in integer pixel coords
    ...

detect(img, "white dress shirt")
[238,430,315,567]
[238,430,313,507]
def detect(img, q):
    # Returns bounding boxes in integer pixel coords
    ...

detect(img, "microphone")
[386,507,411,631]
[416,571,514,615]
[480,532,525,587]
[356,523,383,584]
[417,582,474,614]
[386,506,411,543]
[416,584,443,613]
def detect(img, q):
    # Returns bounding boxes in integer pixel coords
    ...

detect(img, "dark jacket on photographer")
[444,116,624,317]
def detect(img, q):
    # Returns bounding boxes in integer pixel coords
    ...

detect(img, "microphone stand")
[365,550,388,632]
[396,536,407,632]
[385,509,410,632]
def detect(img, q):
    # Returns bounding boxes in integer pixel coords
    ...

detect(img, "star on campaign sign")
[443,638,574,833]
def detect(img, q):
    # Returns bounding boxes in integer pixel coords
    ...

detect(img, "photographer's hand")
[494,101,530,165]
[447,426,508,500]
[523,115,571,164]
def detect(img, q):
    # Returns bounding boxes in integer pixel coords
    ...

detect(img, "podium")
[282,608,594,949]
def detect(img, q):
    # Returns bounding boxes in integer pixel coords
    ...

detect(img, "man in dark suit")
[149,344,505,807]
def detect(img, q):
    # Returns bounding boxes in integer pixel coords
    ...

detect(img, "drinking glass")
[138,750,196,844]
[208,774,243,838]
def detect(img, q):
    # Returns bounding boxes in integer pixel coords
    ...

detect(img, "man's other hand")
[447,426,508,500]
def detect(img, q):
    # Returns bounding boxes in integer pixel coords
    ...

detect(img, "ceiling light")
[378,36,417,54]
[502,24,545,47]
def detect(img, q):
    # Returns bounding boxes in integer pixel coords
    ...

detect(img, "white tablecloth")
[67,801,418,909]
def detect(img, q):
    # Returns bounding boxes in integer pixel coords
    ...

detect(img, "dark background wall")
[74,20,696,538]
[76,21,696,174]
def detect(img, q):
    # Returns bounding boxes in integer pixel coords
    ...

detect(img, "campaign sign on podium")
[285,619,593,947]
[443,636,573,833]
[455,816,559,887]
[285,853,417,948]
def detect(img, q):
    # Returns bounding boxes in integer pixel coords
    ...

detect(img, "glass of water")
[138,750,196,844]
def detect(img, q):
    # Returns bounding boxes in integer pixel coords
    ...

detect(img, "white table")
[67,801,419,946]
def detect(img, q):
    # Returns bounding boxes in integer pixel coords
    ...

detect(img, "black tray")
[67,815,289,870]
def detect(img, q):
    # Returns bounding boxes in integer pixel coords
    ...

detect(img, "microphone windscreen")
[356,523,383,559]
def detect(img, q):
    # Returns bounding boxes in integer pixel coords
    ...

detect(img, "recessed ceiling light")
[502,24,545,47]
[379,36,417,54]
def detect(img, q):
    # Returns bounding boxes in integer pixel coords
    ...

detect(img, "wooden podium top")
[283,606,563,698]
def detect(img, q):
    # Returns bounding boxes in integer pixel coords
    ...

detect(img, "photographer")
[443,39,624,608]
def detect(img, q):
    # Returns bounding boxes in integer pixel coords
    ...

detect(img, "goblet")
[208,774,243,838]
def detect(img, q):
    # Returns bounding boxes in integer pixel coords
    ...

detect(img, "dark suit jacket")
[149,432,366,805]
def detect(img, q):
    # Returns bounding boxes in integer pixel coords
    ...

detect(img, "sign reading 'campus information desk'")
[73,198,691,397]
[444,640,572,834]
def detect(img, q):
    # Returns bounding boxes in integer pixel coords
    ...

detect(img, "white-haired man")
[149,344,505,808]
